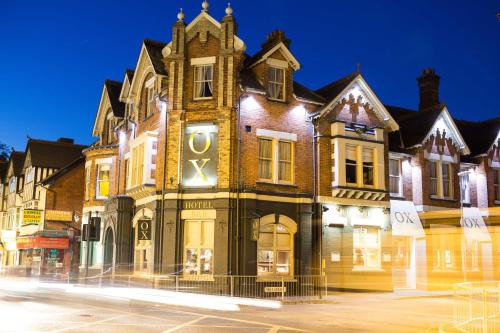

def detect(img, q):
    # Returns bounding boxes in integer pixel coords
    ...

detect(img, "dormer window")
[194,64,214,99]
[268,67,285,101]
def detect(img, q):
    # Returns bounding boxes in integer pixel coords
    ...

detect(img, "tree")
[0,141,10,161]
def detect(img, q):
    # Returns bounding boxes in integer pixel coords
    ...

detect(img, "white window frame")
[84,166,91,201]
[145,77,155,119]
[352,226,381,270]
[193,64,214,100]
[25,167,35,184]
[345,145,358,186]
[256,130,296,185]
[127,131,158,189]
[95,163,110,200]
[362,148,375,187]
[389,158,402,197]
[428,159,454,200]
[459,171,470,204]
[183,220,214,278]
[9,177,16,193]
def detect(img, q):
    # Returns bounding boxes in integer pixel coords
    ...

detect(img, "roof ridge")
[143,38,168,47]
[315,71,359,94]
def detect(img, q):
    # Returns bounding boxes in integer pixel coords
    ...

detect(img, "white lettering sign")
[461,207,490,242]
[390,200,425,238]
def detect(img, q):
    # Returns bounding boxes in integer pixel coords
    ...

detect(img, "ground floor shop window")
[183,220,214,276]
[257,216,296,277]
[432,229,459,271]
[353,226,381,269]
[463,239,480,272]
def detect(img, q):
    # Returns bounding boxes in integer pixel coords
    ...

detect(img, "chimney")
[417,68,440,111]
[57,137,74,144]
[261,30,291,51]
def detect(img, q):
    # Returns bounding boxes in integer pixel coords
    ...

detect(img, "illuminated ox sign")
[393,212,415,224]
[138,220,151,241]
[182,124,218,187]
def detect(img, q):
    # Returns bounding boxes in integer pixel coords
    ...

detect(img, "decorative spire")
[202,0,209,12]
[356,63,361,73]
[225,3,233,16]
[177,8,185,22]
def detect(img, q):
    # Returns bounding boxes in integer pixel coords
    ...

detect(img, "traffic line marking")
[160,315,207,333]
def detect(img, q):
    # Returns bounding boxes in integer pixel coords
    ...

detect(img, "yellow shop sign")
[45,210,73,222]
[22,209,42,225]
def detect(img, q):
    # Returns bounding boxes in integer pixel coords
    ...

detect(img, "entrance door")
[393,236,414,289]
[103,228,114,272]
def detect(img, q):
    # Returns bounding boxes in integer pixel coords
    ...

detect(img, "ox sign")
[390,200,425,238]
[138,220,151,241]
[182,124,218,187]
[460,207,490,242]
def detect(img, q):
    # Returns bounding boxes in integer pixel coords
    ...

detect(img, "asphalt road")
[0,280,455,333]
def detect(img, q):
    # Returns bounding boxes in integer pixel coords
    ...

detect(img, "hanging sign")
[22,209,43,226]
[138,220,151,241]
[45,210,73,222]
[461,207,490,242]
[182,124,218,187]
[390,200,425,238]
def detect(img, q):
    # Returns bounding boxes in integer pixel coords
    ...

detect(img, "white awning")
[390,200,425,238]
[461,207,491,242]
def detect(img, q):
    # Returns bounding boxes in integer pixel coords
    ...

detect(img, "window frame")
[193,64,214,100]
[183,220,214,277]
[493,168,500,202]
[389,158,402,197]
[352,226,381,270]
[267,66,285,102]
[257,137,295,185]
[428,159,455,200]
[95,164,110,200]
[362,148,374,187]
[345,145,358,186]
[84,166,91,201]
[257,223,294,277]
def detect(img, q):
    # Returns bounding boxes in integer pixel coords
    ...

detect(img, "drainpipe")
[235,91,247,275]
[159,96,169,275]
[311,118,322,276]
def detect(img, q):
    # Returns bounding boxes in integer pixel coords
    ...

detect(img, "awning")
[461,207,491,242]
[16,236,69,250]
[390,200,425,238]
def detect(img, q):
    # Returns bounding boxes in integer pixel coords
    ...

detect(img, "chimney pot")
[417,68,440,111]
[57,137,74,144]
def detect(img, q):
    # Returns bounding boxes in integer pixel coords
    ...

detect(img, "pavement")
[0,278,457,333]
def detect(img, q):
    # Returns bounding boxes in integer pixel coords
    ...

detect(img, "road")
[0,279,455,332]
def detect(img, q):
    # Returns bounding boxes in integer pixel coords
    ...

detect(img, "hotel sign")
[182,124,218,187]
[22,209,42,226]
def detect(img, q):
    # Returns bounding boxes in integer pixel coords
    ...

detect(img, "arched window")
[257,215,296,277]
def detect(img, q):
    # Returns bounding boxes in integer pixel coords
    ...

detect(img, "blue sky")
[1,0,499,151]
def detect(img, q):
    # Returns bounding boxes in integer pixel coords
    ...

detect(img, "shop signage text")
[45,210,73,222]
[183,200,213,210]
[182,124,218,187]
[22,209,42,226]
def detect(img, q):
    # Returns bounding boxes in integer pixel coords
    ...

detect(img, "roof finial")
[225,3,233,16]
[177,8,185,22]
[202,0,209,12]
[356,63,361,73]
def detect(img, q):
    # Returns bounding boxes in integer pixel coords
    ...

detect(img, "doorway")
[103,228,114,273]
[393,236,416,289]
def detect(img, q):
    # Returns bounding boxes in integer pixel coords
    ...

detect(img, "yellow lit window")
[96,164,110,199]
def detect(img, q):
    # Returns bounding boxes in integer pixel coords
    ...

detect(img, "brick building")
[82,1,499,291]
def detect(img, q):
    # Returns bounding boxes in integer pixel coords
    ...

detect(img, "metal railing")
[0,266,328,301]
[453,281,500,333]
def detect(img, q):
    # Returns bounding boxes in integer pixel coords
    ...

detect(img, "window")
[26,167,34,183]
[268,67,285,101]
[494,169,500,201]
[9,177,16,193]
[257,223,294,276]
[460,172,470,204]
[362,148,374,186]
[130,144,145,188]
[134,221,151,272]
[150,140,157,181]
[107,118,114,144]
[193,65,214,99]
[432,228,459,271]
[442,163,453,198]
[258,138,294,184]
[389,158,401,196]
[258,139,273,180]
[332,143,336,182]
[145,86,155,119]
[96,164,110,199]
[345,145,357,184]
[429,161,438,196]
[84,167,90,201]
[278,141,292,182]
[183,220,214,276]
[464,239,480,272]
[353,227,381,269]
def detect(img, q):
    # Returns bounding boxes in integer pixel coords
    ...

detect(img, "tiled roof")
[239,68,264,92]
[10,151,26,176]
[40,156,85,185]
[26,139,87,169]
[125,69,135,83]
[315,72,360,101]
[293,81,325,104]
[0,160,8,182]
[104,80,125,117]
[456,118,500,157]
[143,39,168,76]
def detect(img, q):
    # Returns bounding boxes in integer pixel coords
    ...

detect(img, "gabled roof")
[9,151,26,177]
[24,139,86,169]
[104,80,125,117]
[315,72,399,131]
[245,42,300,71]
[125,69,135,83]
[240,68,264,92]
[456,117,500,157]
[293,81,326,105]
[143,39,168,76]
[40,156,85,186]
[0,160,8,183]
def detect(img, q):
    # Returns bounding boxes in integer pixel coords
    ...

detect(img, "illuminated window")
[345,145,357,184]
[332,143,336,182]
[353,226,380,269]
[107,117,114,144]
[96,164,110,199]
[464,239,480,272]
[145,86,155,119]
[429,161,438,196]
[193,65,214,99]
[25,167,34,184]
[84,166,90,201]
[278,141,292,182]
[268,67,285,101]
[442,163,453,198]
[183,220,214,276]
[257,223,294,276]
[389,158,401,196]
[363,148,374,186]
[494,169,500,201]
[258,138,273,180]
[432,228,458,271]
[130,144,144,188]
[460,172,470,204]
[258,138,294,184]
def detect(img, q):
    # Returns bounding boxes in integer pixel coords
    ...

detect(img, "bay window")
[362,148,374,186]
[345,145,357,184]
[127,134,158,189]
[183,220,214,276]
[353,226,381,269]
[84,166,90,201]
[268,67,285,101]
[389,158,401,196]
[257,136,294,184]
[194,65,214,99]
[96,164,110,199]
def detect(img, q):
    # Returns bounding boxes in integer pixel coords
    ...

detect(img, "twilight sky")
[1,0,499,151]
